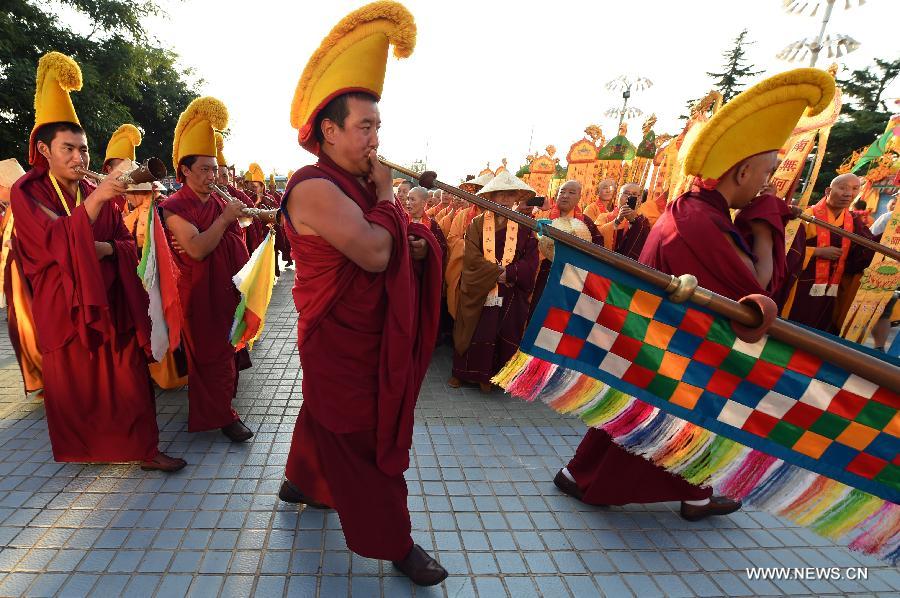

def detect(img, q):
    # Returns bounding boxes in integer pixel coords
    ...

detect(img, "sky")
[132,0,900,182]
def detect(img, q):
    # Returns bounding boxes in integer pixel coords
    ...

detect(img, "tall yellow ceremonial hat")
[104,124,141,165]
[269,173,276,186]
[290,1,416,154]
[172,96,228,175]
[683,68,835,180]
[215,132,228,166]
[30,52,82,165]
[247,163,265,183]
[287,169,295,181]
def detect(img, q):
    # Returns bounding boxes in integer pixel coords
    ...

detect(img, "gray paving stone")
[593,574,634,597]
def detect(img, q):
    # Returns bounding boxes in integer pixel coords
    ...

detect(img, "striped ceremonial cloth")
[496,242,899,561]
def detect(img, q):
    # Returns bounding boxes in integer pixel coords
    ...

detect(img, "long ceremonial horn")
[796,212,900,262]
[75,157,167,186]
[379,157,900,394]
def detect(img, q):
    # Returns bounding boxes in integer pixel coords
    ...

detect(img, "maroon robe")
[282,153,442,560]
[265,191,292,268]
[160,185,250,432]
[10,166,159,462]
[565,189,767,505]
[734,193,793,303]
[530,215,602,323]
[782,210,874,333]
[228,184,265,255]
[453,216,539,384]
[611,214,652,260]
[428,218,448,269]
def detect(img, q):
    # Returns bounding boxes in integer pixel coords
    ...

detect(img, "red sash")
[811,199,852,297]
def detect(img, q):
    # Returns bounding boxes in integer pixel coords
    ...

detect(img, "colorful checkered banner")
[495,243,900,562]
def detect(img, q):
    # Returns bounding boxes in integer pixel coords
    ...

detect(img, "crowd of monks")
[0,1,892,587]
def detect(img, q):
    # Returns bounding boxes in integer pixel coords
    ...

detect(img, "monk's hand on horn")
[367,150,394,203]
[408,235,428,261]
[222,199,245,222]
[93,175,127,203]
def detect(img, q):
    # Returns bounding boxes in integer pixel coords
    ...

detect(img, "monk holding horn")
[278,2,446,586]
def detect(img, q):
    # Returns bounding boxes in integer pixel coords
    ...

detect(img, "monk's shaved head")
[560,180,582,194]
[826,173,861,211]
[407,186,428,218]
[409,186,429,201]
[556,180,582,216]
[830,173,860,188]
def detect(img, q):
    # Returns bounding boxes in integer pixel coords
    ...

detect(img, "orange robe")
[2,211,43,392]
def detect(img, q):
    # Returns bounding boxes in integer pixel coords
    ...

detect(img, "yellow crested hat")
[30,52,82,165]
[683,68,835,180]
[247,163,265,184]
[215,132,228,167]
[287,169,295,181]
[104,124,141,165]
[172,96,228,173]
[290,1,416,154]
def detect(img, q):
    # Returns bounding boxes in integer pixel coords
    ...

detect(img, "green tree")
[707,29,762,102]
[814,59,899,193]
[0,1,198,168]
[837,58,900,113]
[680,29,761,118]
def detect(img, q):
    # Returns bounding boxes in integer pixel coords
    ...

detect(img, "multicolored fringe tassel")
[494,351,900,564]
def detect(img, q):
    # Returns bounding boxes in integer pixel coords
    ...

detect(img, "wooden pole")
[380,158,900,394]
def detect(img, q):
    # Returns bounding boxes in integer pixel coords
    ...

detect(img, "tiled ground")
[0,275,897,597]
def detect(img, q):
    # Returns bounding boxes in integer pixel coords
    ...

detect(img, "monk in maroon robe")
[781,174,875,333]
[217,166,264,255]
[405,186,447,268]
[249,183,290,275]
[530,181,602,321]
[11,122,183,470]
[280,93,445,585]
[555,152,782,518]
[450,174,539,393]
[162,155,254,442]
[597,183,653,260]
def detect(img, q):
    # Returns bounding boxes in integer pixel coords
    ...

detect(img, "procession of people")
[0,0,897,588]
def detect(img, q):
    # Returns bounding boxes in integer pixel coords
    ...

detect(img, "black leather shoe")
[680,496,742,521]
[221,419,253,442]
[554,469,583,500]
[277,480,332,509]
[392,544,448,586]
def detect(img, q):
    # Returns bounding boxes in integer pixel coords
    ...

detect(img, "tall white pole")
[809,0,835,67]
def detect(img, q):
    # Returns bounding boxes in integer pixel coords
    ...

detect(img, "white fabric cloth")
[871,211,891,236]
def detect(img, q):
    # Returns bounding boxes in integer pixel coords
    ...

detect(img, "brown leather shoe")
[140,452,187,473]
[392,544,448,586]
[447,376,462,388]
[553,469,583,500]
[277,480,332,509]
[221,419,253,442]
[680,496,742,521]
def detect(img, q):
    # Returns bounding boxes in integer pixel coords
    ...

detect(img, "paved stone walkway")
[0,275,897,597]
